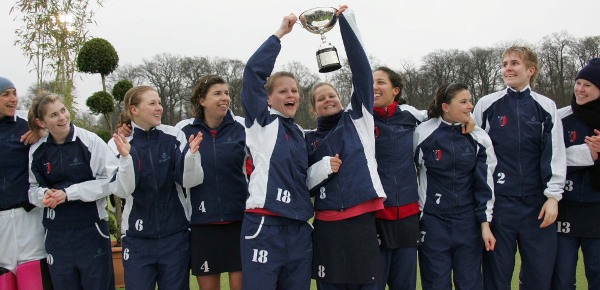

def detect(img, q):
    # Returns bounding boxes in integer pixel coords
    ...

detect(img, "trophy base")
[316,46,341,73]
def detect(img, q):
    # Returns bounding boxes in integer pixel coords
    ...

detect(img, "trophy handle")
[298,7,338,35]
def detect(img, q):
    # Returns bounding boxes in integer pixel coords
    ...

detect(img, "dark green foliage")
[112,80,133,103]
[108,210,117,236]
[87,91,114,114]
[77,38,119,76]
[95,130,111,142]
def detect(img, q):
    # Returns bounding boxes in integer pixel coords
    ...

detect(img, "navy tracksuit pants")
[45,221,114,290]
[482,195,557,290]
[241,213,312,290]
[418,211,483,290]
[122,230,190,290]
[552,236,600,290]
[377,246,417,290]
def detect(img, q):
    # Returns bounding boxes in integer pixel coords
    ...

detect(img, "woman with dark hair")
[414,83,496,290]
[0,77,52,290]
[175,75,247,290]
[372,66,426,290]
[373,68,476,290]
[552,58,600,290]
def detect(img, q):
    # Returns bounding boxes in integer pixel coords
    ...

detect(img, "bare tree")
[537,31,577,106]
[141,53,187,125]
[176,56,213,119]
[421,49,464,88]
[569,36,600,68]
[107,64,146,88]
[398,61,442,109]
[454,50,477,95]
[469,47,503,102]
[180,56,212,86]
[211,58,246,117]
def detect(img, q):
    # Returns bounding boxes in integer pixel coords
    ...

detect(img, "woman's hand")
[481,222,496,251]
[117,123,132,137]
[336,5,349,16]
[42,189,67,208]
[113,133,131,157]
[274,13,297,39]
[20,129,46,145]
[188,131,203,154]
[585,129,600,161]
[462,117,476,134]
[42,189,57,208]
[538,197,558,228]
[330,154,342,173]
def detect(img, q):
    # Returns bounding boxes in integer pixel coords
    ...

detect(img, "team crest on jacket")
[462,146,473,156]
[568,131,577,143]
[433,150,443,161]
[374,126,380,138]
[497,116,507,127]
[44,162,52,174]
[158,152,170,163]
[6,133,20,142]
[70,157,84,167]
[310,139,320,151]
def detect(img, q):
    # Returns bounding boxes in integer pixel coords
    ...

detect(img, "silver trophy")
[299,7,341,73]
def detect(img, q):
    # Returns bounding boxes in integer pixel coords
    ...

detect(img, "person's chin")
[286,109,297,118]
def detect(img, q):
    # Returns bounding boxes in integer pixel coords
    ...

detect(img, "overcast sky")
[2,0,599,112]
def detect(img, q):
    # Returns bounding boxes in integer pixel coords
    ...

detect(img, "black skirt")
[190,222,242,275]
[376,214,421,249]
[312,212,382,284]
[557,200,600,238]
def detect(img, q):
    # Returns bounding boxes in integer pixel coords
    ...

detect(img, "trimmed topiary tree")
[77,38,119,92]
[110,79,133,132]
[112,79,133,104]
[86,91,115,132]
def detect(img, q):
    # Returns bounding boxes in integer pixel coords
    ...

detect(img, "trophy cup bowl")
[299,7,342,73]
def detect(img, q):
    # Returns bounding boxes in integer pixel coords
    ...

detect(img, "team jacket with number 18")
[241,33,314,222]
